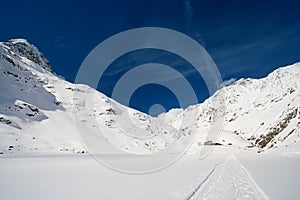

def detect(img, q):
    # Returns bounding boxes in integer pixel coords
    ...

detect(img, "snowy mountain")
[161,62,300,153]
[0,39,299,156]
[0,39,179,155]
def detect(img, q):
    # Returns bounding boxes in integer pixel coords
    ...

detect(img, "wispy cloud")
[207,25,300,76]
[184,0,193,24]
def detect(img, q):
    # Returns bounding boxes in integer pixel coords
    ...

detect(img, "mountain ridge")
[0,39,299,155]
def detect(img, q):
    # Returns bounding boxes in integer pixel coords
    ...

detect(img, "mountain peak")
[1,38,52,72]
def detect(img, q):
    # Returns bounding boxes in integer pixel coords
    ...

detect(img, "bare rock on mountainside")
[0,38,299,154]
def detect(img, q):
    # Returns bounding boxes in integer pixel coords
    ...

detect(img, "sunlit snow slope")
[0,39,179,155]
[0,39,299,155]
[161,63,300,153]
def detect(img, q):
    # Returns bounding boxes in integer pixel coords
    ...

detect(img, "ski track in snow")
[185,161,223,200]
[187,155,269,200]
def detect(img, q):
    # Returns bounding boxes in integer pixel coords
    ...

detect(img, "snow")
[237,152,300,200]
[161,62,300,152]
[193,154,269,200]
[1,148,299,199]
[0,38,300,199]
[0,150,226,200]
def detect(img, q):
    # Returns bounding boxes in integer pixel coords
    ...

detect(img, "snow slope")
[0,38,299,156]
[161,63,300,153]
[0,39,180,155]
[1,39,300,200]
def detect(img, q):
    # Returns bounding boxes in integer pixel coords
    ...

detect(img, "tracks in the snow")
[186,155,269,200]
[185,161,223,200]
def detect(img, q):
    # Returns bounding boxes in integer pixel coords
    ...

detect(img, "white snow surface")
[0,39,300,200]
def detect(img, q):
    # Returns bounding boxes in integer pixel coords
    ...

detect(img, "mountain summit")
[0,39,299,155]
[1,39,51,72]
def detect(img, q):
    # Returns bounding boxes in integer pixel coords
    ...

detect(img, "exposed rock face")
[0,38,299,154]
[2,39,52,72]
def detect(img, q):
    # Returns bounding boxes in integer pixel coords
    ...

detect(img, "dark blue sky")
[1,0,300,116]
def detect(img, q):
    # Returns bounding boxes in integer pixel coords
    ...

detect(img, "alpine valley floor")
[1,39,300,200]
[1,146,299,200]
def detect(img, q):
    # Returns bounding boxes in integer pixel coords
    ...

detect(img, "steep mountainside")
[161,63,300,152]
[0,39,179,155]
[0,39,299,155]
